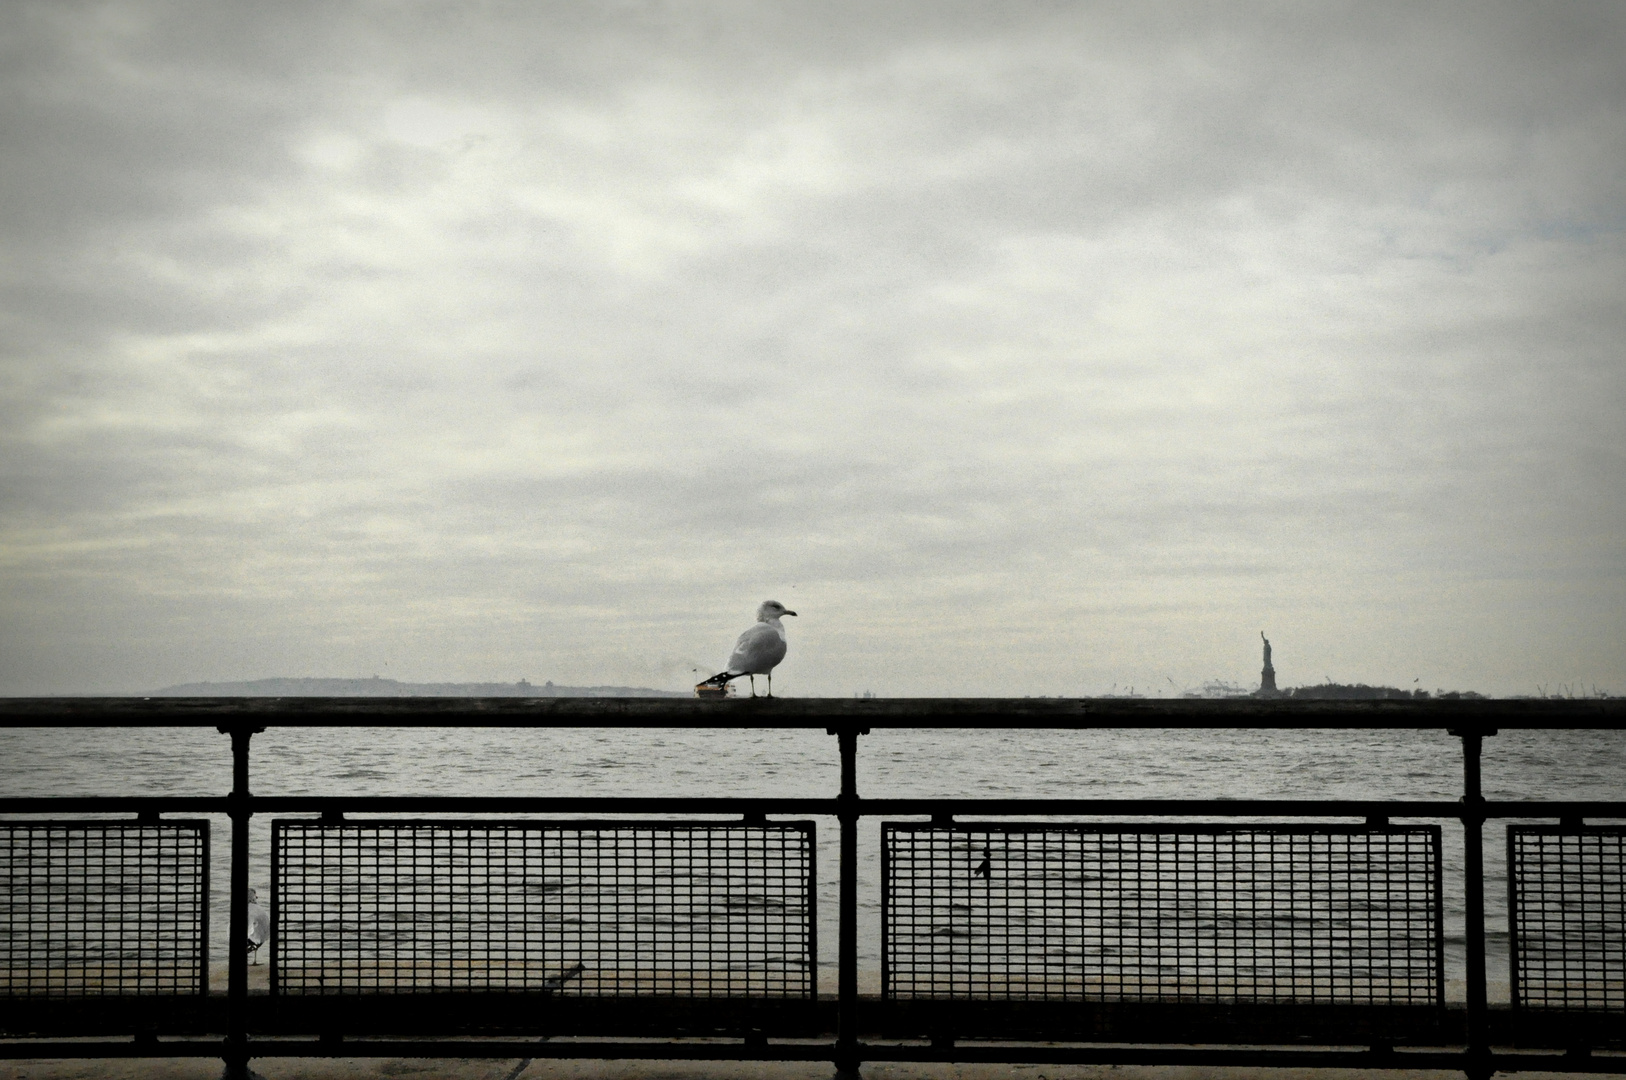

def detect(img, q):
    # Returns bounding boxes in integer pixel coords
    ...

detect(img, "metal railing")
[269,818,817,998]
[880,822,1445,1005]
[1,696,1623,1080]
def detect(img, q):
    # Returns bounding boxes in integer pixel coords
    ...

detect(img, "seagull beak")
[785,610,797,617]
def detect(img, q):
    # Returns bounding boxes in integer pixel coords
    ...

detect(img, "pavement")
[0,972,1585,1080]
[0,1059,1603,1080]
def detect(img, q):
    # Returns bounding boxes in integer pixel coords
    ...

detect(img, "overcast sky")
[2,2,1622,697]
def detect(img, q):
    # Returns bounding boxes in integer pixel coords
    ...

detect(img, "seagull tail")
[697,671,739,688]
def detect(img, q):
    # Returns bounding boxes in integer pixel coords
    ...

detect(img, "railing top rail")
[0,696,1620,728]
[2,795,1622,818]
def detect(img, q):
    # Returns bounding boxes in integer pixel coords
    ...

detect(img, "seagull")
[246,887,270,965]
[544,960,586,991]
[697,600,797,698]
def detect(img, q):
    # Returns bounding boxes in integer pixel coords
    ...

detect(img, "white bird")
[699,600,797,698]
[246,887,270,965]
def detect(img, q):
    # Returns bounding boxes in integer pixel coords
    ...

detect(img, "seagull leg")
[748,674,758,697]
[766,671,773,698]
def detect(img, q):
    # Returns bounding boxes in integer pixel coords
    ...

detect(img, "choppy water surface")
[2,723,1621,998]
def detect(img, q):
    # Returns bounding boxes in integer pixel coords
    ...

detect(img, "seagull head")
[757,600,797,621]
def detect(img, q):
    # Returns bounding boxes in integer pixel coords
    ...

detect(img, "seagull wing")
[727,622,787,675]
[247,901,270,947]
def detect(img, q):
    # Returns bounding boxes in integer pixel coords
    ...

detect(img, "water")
[2,722,1621,999]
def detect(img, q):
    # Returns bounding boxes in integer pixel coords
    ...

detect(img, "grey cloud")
[2,2,1622,696]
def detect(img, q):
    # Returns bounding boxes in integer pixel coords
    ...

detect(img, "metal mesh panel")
[883,823,1442,1004]
[272,819,815,997]
[1509,826,1625,1012]
[0,820,209,997]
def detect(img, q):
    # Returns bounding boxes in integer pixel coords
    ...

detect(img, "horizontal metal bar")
[861,798,1626,818]
[1,696,1621,728]
[0,796,837,815]
[0,1040,1445,1063]
[3,796,1621,818]
[861,1046,1626,1073]
[0,798,231,813]
[0,1040,839,1061]
[2,1040,1621,1074]
[258,1041,837,1061]
[860,1045,1472,1067]
[249,796,838,814]
[0,1043,230,1059]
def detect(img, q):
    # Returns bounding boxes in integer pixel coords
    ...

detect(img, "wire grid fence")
[0,820,209,997]
[882,823,1442,1004]
[1509,826,1625,1013]
[271,819,815,997]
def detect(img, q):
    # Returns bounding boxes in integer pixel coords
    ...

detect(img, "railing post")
[1450,725,1496,1080]
[829,724,867,1079]
[218,724,263,1080]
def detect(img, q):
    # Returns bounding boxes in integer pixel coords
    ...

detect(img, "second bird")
[702,600,797,698]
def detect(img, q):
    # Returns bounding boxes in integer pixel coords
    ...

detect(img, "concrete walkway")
[0,1059,1600,1080]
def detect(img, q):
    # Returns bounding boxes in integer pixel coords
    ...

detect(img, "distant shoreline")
[148,676,688,698]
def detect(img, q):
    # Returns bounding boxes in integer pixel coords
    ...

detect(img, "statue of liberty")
[1258,632,1278,696]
